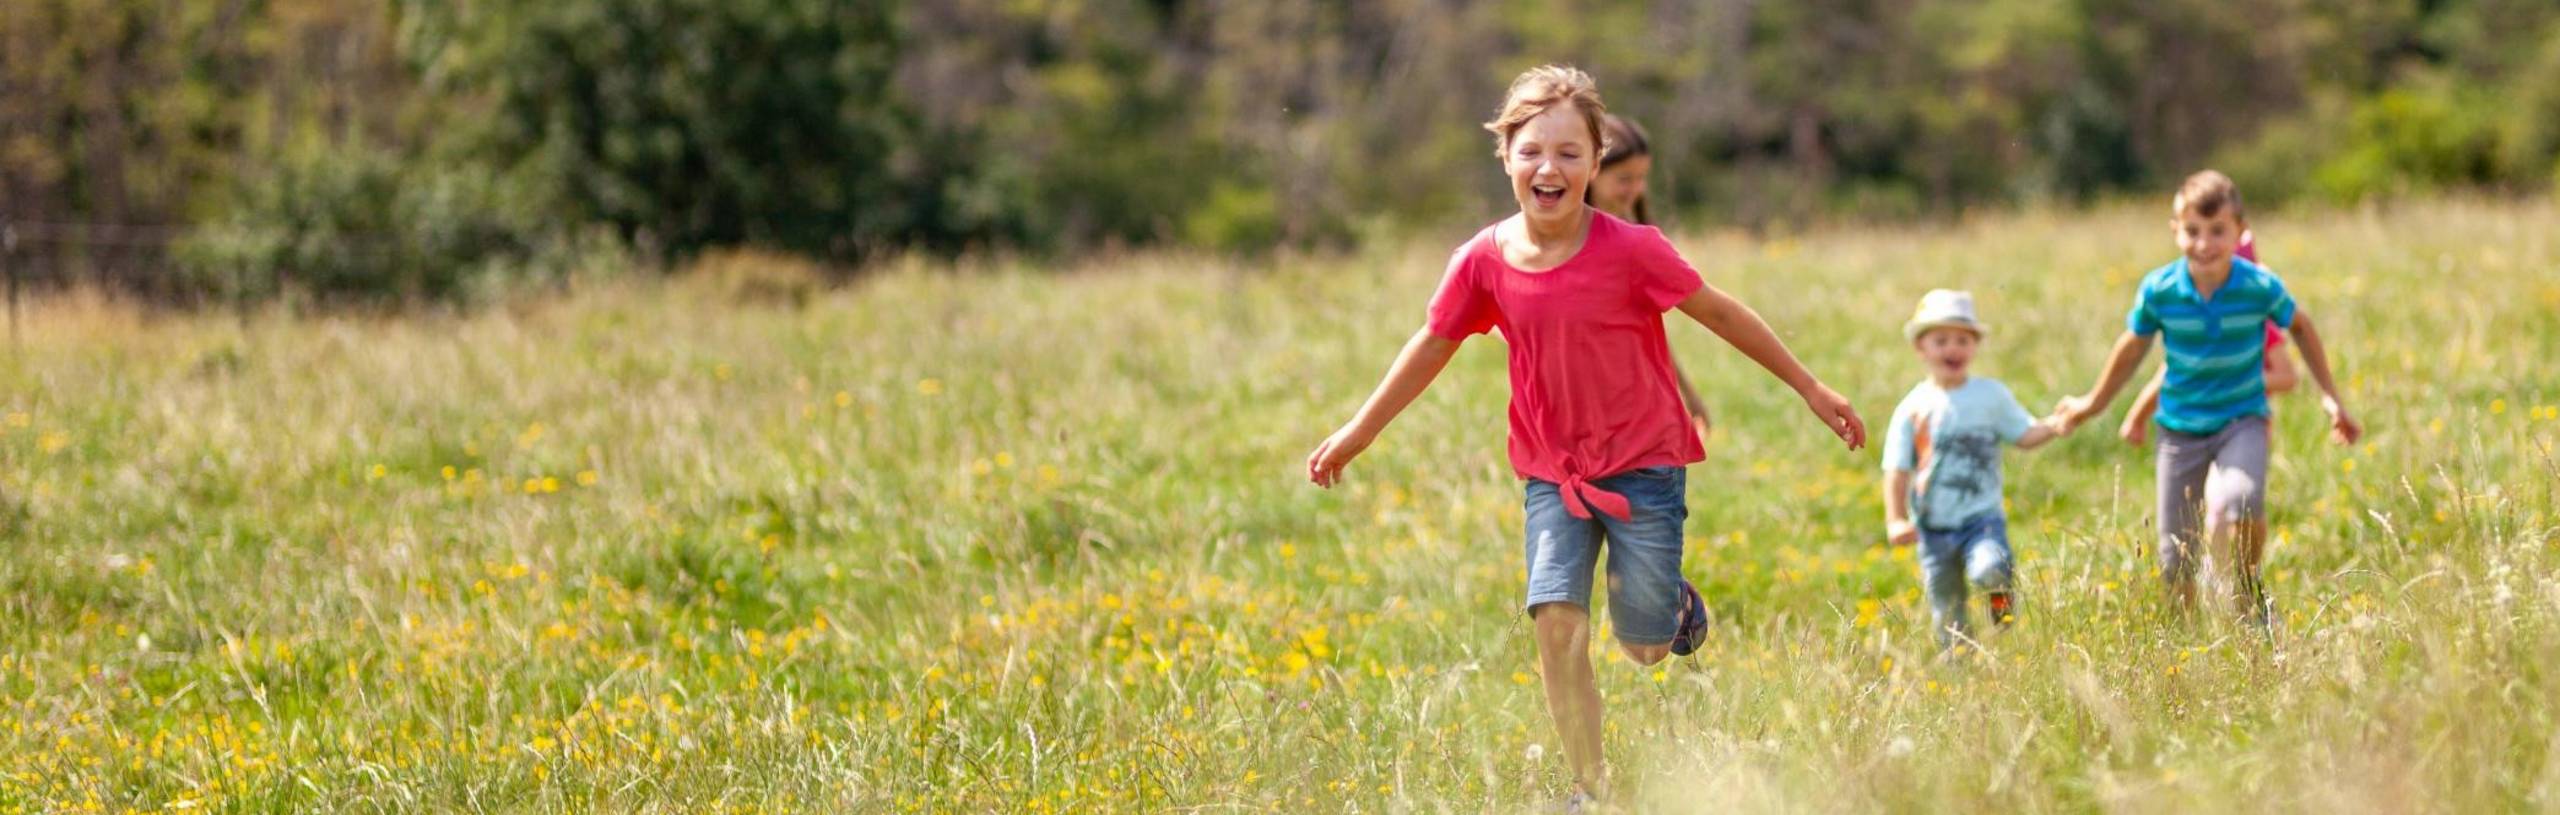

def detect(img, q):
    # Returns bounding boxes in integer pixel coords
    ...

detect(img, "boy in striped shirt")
[2052,171,2362,622]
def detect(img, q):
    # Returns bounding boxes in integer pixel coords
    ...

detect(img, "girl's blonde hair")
[1482,65,1609,159]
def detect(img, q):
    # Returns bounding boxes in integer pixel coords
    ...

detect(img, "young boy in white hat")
[1880,289,2066,649]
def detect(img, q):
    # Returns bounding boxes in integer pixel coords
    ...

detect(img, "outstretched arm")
[1307,328,1464,487]
[2119,366,2166,445]
[1674,285,1865,450]
[2286,312,2362,444]
[2264,346,2299,394]
[2053,331,2155,432]
[2014,416,2067,450]
[1882,469,1917,545]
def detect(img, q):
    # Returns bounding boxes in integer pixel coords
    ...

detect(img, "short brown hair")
[1483,65,1609,159]
[2173,170,2245,221]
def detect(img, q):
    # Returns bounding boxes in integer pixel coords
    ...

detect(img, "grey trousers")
[2155,415,2270,584]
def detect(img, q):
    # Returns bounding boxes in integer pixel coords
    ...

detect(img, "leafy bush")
[2209,95,2351,206]
[175,142,593,306]
[415,0,930,260]
[1180,182,1283,254]
[2310,80,2501,202]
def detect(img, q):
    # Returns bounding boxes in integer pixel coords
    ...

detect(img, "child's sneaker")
[1985,591,2015,630]
[2241,575,2275,630]
[1544,787,1601,814]
[2242,593,2277,632]
[1669,579,1711,656]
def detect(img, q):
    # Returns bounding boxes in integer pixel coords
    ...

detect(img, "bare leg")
[1532,602,1607,795]
[2201,514,2239,614]
[1622,641,1669,666]
[2199,516,2269,619]
[2167,566,2199,609]
[2201,418,2273,622]
[2164,529,2201,611]
[2232,518,2270,621]
[2157,433,2215,612]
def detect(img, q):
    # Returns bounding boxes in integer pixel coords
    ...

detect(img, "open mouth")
[1531,183,1567,207]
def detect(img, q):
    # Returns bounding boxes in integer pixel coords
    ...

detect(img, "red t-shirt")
[1426,212,1706,521]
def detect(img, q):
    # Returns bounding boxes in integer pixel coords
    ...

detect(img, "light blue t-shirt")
[1881,377,2037,529]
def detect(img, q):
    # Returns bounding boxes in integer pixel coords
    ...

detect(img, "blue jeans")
[1918,512,2012,648]
[1522,466,1688,645]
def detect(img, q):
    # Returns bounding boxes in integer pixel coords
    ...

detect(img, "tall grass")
[1,199,2556,813]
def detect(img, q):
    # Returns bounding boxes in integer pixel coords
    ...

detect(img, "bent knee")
[2205,483,2264,525]
[1968,560,2013,589]
[1530,602,1590,643]
[1530,601,1589,625]
[1619,642,1670,666]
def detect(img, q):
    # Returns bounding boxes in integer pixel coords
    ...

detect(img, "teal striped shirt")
[2126,256,2296,434]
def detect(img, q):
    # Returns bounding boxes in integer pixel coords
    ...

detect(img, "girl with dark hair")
[1587,114,1713,441]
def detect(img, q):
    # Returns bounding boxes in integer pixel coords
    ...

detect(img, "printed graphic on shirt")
[1884,378,2034,529]
[1914,419,2002,517]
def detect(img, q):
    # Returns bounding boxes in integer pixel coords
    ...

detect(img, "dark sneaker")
[1545,787,1601,814]
[2241,594,2277,632]
[2240,574,2275,630]
[1670,579,1711,656]
[1986,591,2015,630]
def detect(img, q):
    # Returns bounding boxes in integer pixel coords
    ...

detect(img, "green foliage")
[2494,31,2560,185]
[0,0,416,287]
[174,141,586,305]
[2219,8,2560,206]
[2211,121,2326,207]
[2313,80,2502,202]
[405,0,972,260]
[8,0,2560,285]
[1181,181,1284,253]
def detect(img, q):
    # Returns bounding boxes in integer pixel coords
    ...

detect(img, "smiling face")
[2173,206,2246,276]
[1913,326,1980,381]
[1589,154,1650,221]
[1503,106,1598,227]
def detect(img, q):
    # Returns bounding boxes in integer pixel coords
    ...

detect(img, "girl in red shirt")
[1305,65,1865,807]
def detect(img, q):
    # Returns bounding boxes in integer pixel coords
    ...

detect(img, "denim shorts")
[1917,511,2012,647]
[1522,465,1689,645]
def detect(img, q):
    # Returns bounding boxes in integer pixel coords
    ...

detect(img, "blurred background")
[4,0,2557,303]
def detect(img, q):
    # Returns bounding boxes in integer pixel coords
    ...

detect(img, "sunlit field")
[4,199,2558,813]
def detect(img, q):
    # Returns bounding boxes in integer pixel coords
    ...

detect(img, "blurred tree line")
[3,0,2556,301]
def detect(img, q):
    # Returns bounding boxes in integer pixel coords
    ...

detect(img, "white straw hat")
[1903,289,1988,341]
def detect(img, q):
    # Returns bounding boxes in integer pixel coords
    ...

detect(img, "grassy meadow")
[3,199,2559,813]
